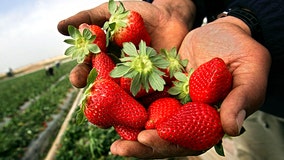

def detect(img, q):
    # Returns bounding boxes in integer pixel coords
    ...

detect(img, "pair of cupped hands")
[57,1,270,159]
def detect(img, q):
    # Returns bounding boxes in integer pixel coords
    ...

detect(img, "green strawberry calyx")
[110,40,169,96]
[168,70,193,104]
[64,25,101,63]
[160,47,188,78]
[103,0,129,46]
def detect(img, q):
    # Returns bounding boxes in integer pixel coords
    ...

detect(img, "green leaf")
[68,25,81,39]
[88,44,101,54]
[214,141,225,156]
[64,46,77,56]
[77,54,86,63]
[108,0,116,15]
[146,47,157,57]
[118,1,126,13]
[76,107,87,125]
[130,73,142,96]
[109,22,116,31]
[103,21,109,30]
[168,72,191,104]
[82,29,93,39]
[168,84,180,95]
[149,72,165,91]
[110,65,131,78]
[64,39,75,45]
[122,42,138,57]
[139,40,147,56]
[174,72,188,82]
[152,56,170,69]
[119,56,135,62]
[87,68,98,87]
[181,59,189,67]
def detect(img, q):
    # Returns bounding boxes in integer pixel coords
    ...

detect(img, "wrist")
[212,15,252,37]
[216,7,263,42]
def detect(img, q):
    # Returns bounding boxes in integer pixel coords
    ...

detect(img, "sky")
[0,0,108,74]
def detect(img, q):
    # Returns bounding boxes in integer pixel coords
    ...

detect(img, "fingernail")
[236,109,246,134]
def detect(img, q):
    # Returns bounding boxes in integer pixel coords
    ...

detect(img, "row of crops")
[0,59,140,160]
[0,60,77,159]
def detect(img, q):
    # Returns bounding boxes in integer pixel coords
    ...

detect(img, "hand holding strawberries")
[178,17,271,136]
[58,0,194,51]
[58,0,195,89]
[57,0,271,159]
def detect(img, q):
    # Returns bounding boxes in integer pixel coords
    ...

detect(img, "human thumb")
[220,87,248,136]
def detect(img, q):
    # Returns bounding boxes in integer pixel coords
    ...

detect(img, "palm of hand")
[178,20,271,136]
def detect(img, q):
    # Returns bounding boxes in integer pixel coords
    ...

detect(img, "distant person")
[45,66,54,76]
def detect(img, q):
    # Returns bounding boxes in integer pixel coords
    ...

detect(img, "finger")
[110,139,153,158]
[138,130,202,158]
[69,62,91,88]
[220,87,247,136]
[57,3,109,35]
[221,46,271,136]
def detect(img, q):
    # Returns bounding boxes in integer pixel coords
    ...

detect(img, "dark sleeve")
[192,0,226,28]
[142,0,153,3]
[228,0,284,118]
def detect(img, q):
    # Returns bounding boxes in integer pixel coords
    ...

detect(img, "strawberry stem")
[160,47,188,78]
[64,25,101,63]
[110,40,169,96]
[168,70,193,104]
[104,0,129,46]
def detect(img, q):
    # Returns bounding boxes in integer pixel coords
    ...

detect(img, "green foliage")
[0,60,77,159]
[55,111,136,160]
[0,60,77,120]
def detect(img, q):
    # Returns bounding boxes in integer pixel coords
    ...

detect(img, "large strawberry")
[110,40,169,96]
[79,23,107,52]
[189,57,232,104]
[145,97,182,129]
[113,124,142,141]
[64,24,106,63]
[79,71,148,140]
[156,102,224,151]
[138,86,171,108]
[91,52,119,83]
[103,0,151,47]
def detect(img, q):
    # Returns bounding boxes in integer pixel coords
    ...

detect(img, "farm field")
[0,59,79,160]
[0,59,136,160]
[0,58,221,160]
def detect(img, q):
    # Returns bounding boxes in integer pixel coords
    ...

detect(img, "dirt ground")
[0,55,70,79]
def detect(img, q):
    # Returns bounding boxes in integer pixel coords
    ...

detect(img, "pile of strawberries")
[63,0,232,153]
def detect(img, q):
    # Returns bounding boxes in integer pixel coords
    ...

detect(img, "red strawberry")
[110,41,169,96]
[104,0,151,47]
[79,23,107,52]
[145,97,182,129]
[157,102,224,151]
[80,77,148,140]
[91,52,119,83]
[82,78,117,127]
[64,24,106,63]
[189,57,232,104]
[114,125,142,141]
[138,86,171,108]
